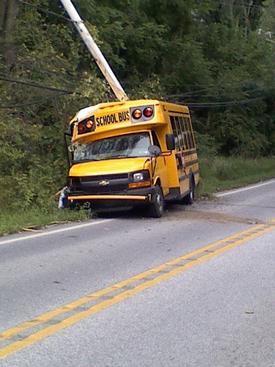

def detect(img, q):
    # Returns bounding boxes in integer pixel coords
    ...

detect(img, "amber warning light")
[132,109,142,119]
[78,118,96,134]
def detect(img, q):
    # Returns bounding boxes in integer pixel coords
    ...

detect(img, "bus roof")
[70,99,189,124]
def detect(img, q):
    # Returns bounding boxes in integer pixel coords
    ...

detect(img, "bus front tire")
[148,185,164,218]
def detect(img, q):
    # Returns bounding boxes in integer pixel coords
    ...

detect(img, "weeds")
[0,156,274,236]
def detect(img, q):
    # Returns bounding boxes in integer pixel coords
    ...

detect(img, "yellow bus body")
[67,99,199,216]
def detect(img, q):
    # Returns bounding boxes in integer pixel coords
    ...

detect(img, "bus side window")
[182,118,189,149]
[183,118,192,149]
[186,118,195,149]
[170,116,179,150]
[188,118,196,148]
[178,117,186,150]
[175,116,184,150]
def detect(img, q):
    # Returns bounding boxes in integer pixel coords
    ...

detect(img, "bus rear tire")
[148,185,164,218]
[183,177,195,205]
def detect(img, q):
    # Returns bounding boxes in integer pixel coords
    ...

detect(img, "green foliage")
[195,132,219,157]
[0,0,275,217]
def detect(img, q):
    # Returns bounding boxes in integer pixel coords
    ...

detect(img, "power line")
[215,0,266,10]
[14,64,76,87]
[184,96,264,109]
[6,63,96,90]
[166,83,272,101]
[18,0,74,23]
[0,74,79,94]
[0,93,69,109]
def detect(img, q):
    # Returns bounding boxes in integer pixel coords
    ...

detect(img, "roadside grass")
[0,207,88,237]
[198,156,275,197]
[0,156,274,237]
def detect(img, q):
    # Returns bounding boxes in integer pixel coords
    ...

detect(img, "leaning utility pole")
[60,0,128,101]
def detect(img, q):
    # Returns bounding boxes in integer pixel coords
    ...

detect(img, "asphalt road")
[0,180,274,367]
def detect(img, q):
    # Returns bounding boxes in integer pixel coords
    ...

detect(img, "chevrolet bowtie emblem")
[99,180,110,186]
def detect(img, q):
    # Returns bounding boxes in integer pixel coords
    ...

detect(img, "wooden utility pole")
[60,0,128,101]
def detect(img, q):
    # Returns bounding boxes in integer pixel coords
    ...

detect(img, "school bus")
[65,99,199,217]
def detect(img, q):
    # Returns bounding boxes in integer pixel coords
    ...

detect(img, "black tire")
[182,177,195,205]
[148,185,164,218]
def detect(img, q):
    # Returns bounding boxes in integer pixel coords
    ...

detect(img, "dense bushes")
[0,0,274,211]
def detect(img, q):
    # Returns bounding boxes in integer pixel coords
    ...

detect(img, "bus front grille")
[70,174,129,195]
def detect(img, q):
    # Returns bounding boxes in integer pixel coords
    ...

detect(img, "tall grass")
[0,156,274,236]
[198,156,275,196]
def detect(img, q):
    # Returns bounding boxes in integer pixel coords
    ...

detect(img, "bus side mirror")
[166,134,175,151]
[148,145,161,157]
[69,122,75,137]
[64,132,73,167]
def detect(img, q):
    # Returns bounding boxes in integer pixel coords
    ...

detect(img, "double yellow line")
[1,220,275,359]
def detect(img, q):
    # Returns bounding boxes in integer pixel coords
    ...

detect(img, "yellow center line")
[0,221,274,358]
[0,224,263,340]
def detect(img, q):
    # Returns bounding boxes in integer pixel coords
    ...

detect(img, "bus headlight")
[129,170,151,188]
[133,172,144,182]
[132,170,150,182]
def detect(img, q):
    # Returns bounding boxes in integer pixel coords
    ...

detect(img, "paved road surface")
[0,180,274,366]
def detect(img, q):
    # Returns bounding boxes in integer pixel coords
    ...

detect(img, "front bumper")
[67,187,156,208]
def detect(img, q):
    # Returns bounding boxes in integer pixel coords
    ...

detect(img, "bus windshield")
[73,132,151,162]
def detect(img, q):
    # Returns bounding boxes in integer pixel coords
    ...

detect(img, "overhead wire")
[8,0,107,92]
[184,96,264,109]
[211,0,267,10]
[0,72,84,109]
[0,74,80,95]
[1,70,267,110]
[0,93,69,109]
[18,0,74,22]
[13,0,271,112]
[165,83,272,102]
[6,62,100,91]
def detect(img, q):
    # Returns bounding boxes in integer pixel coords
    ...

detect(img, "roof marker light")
[143,107,153,118]
[132,109,142,119]
[85,120,94,129]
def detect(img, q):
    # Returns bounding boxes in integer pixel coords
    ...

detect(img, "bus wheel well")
[149,181,164,218]
[190,173,195,186]
[154,178,161,188]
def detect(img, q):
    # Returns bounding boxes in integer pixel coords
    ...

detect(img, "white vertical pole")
[60,0,128,101]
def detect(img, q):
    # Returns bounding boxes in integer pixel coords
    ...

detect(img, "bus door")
[170,116,189,195]
[151,130,169,195]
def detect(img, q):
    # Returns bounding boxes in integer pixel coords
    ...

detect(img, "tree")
[0,0,18,68]
[0,0,274,211]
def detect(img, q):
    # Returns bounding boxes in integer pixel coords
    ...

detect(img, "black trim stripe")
[183,149,197,157]
[177,161,199,170]
[185,159,199,168]
[179,175,188,182]
[179,169,199,182]
[168,110,190,116]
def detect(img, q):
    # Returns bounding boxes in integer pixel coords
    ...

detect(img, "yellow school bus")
[65,99,199,217]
